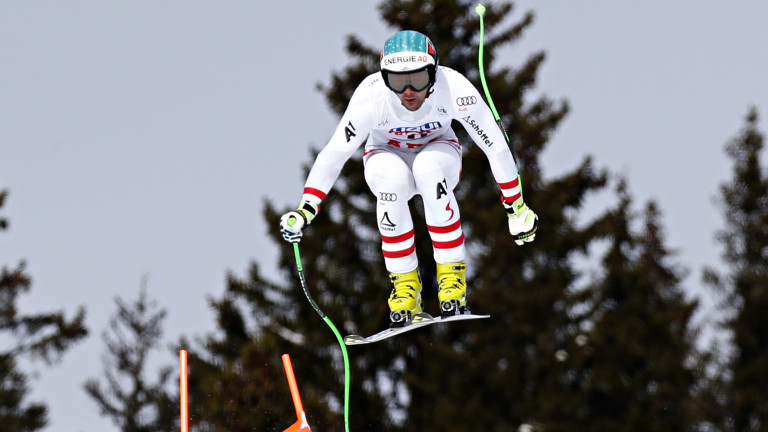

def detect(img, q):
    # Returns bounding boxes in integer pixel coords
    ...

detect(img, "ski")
[344,312,490,345]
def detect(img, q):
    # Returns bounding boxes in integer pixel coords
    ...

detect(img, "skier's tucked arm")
[449,70,538,245]
[280,84,374,243]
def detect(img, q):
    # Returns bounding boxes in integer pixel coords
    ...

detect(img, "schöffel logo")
[461,115,493,147]
[456,96,477,106]
[380,212,396,231]
[379,192,397,202]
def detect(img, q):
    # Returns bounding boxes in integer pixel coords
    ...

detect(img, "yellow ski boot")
[437,262,467,316]
[387,268,423,327]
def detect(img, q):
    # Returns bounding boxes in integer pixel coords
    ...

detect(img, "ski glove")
[279,201,319,243]
[503,197,538,245]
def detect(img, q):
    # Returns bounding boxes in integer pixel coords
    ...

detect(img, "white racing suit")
[302,66,522,273]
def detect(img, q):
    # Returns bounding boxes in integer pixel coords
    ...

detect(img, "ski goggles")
[383,69,432,93]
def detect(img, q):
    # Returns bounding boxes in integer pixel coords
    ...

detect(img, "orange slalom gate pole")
[282,354,312,432]
[180,349,189,432]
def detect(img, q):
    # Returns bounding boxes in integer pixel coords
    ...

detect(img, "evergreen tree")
[703,107,768,432]
[84,282,176,432]
[550,183,700,431]
[0,189,88,431]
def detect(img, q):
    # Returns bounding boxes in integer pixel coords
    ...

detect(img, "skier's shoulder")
[353,71,389,98]
[436,65,470,85]
[434,66,477,98]
[338,71,389,130]
[436,65,461,78]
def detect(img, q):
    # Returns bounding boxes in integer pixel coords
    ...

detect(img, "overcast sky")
[2,1,767,431]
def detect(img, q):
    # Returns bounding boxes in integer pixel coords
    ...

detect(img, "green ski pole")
[476,2,524,185]
[288,217,350,432]
[475,3,511,145]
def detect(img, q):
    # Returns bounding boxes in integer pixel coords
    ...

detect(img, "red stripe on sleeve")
[502,192,522,205]
[498,178,520,190]
[303,187,327,201]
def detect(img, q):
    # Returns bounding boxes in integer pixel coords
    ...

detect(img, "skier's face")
[396,87,428,111]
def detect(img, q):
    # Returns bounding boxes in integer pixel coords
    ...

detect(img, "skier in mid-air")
[280,30,538,327]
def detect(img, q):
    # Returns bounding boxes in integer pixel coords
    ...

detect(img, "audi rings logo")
[379,192,398,202]
[456,96,477,106]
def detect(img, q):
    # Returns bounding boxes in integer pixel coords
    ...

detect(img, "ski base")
[344,312,490,345]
